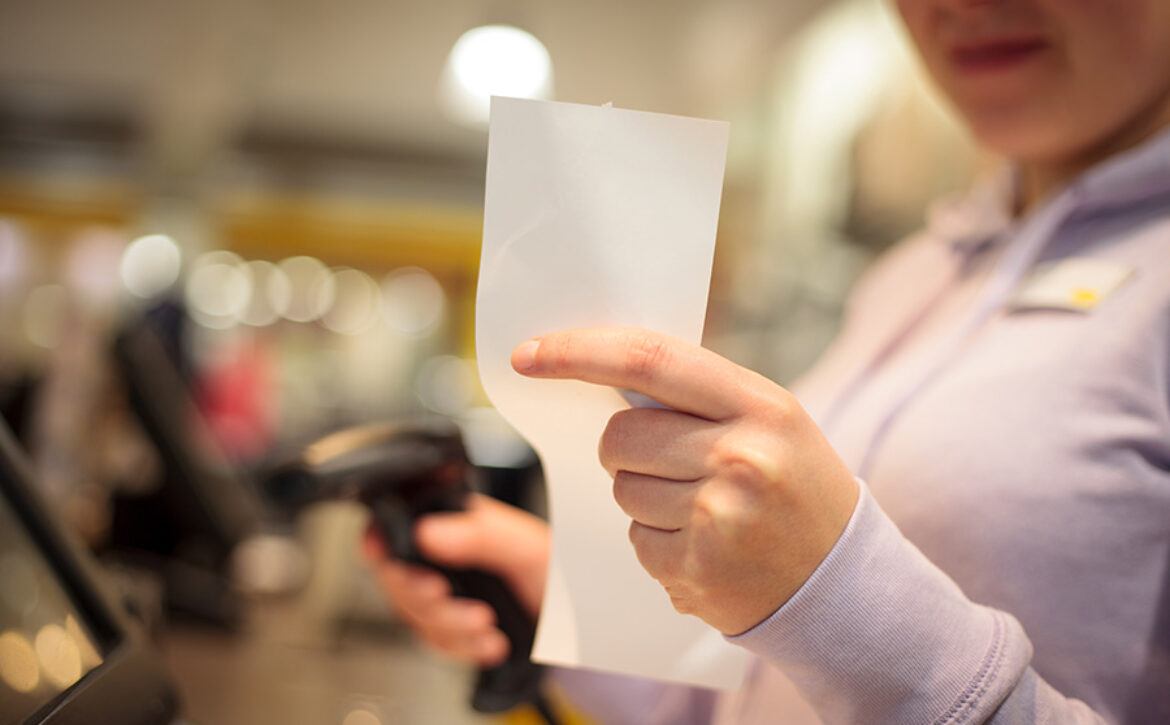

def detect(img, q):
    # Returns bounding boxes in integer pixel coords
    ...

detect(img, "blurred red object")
[194,336,276,464]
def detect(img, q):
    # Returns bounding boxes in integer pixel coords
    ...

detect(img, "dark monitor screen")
[0,488,107,722]
[0,422,177,725]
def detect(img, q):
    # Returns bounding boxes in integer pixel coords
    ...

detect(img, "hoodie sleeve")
[726,481,1108,725]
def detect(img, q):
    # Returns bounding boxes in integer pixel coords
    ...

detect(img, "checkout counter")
[1,311,578,724]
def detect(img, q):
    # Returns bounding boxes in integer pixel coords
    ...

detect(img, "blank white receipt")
[475,96,748,689]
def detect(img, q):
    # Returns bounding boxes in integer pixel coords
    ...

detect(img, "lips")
[950,37,1050,74]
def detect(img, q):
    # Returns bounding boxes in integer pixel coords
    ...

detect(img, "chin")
[965,110,1093,164]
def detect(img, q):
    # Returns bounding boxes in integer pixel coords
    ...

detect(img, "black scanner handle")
[370,497,544,713]
[266,421,553,719]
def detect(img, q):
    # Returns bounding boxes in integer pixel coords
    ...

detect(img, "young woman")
[367,1,1170,721]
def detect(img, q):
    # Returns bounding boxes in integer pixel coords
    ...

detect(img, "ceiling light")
[121,234,182,299]
[381,267,445,337]
[440,24,553,126]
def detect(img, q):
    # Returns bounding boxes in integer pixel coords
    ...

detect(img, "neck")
[1017,101,1170,216]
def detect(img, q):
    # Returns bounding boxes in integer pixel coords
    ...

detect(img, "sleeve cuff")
[727,480,1033,724]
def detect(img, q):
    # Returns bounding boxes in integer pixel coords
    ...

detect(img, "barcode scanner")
[264,420,556,720]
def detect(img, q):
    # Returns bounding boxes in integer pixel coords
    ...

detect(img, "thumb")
[414,511,490,568]
[414,494,532,570]
[412,493,549,618]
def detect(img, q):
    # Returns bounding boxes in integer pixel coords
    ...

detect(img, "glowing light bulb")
[322,268,380,336]
[277,256,335,323]
[239,260,287,327]
[440,24,554,125]
[380,267,445,337]
[121,234,182,299]
[35,623,82,689]
[0,630,39,693]
[185,251,250,329]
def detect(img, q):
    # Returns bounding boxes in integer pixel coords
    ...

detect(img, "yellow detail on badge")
[1069,287,1101,309]
[1010,258,1133,313]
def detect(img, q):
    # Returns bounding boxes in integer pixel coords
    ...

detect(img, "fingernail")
[511,339,540,373]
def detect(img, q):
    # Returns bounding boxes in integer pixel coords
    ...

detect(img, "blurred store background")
[0,0,982,723]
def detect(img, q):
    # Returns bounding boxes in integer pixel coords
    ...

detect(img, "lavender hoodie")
[552,127,1170,724]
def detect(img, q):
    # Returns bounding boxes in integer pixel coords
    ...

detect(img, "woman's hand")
[362,493,550,666]
[511,327,859,636]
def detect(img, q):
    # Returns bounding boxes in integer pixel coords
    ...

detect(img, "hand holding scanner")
[264,420,544,715]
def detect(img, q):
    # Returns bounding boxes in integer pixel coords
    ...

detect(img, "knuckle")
[598,413,627,471]
[665,585,696,615]
[627,519,645,547]
[553,336,572,371]
[690,487,755,551]
[612,471,636,514]
[628,523,678,580]
[624,335,671,382]
[762,387,804,427]
[708,440,775,485]
[541,332,574,373]
[691,486,732,525]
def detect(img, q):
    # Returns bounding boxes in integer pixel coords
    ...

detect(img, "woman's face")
[894,0,1170,162]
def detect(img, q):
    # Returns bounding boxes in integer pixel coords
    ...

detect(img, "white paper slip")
[475,97,749,690]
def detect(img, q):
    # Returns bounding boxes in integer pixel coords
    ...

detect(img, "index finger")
[510,327,758,421]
